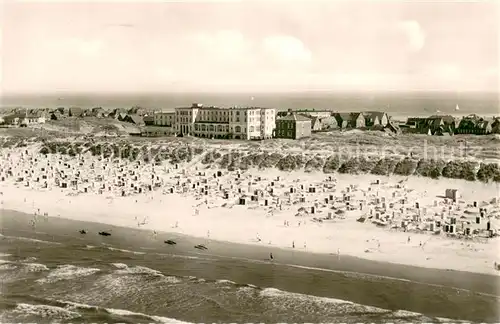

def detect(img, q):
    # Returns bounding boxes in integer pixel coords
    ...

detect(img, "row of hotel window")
[175,117,271,123]
[193,124,265,133]
[176,110,271,116]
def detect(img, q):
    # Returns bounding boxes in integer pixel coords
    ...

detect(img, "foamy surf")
[106,307,193,323]
[107,247,146,255]
[216,279,236,285]
[259,287,394,316]
[0,260,49,272]
[10,303,81,320]
[10,299,193,324]
[0,234,62,245]
[36,264,100,284]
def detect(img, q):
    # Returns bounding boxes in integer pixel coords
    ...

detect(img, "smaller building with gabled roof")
[275,113,312,139]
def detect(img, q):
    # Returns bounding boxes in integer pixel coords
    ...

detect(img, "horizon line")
[2,89,499,97]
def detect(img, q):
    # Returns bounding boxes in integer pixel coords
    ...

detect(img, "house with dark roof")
[456,115,493,135]
[403,115,456,135]
[109,108,128,119]
[310,116,338,131]
[90,107,105,118]
[128,106,148,116]
[334,112,365,129]
[275,113,312,139]
[491,118,500,134]
[69,107,84,117]
[50,111,64,121]
[117,112,129,121]
[120,114,144,126]
[362,111,389,127]
[2,113,23,126]
[143,114,155,126]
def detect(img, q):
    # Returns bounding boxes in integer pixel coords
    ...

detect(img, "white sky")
[1,0,498,93]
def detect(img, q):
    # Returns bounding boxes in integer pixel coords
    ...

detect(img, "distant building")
[278,109,332,119]
[310,116,338,132]
[362,111,389,127]
[120,114,144,125]
[404,115,456,135]
[56,107,68,115]
[128,106,147,116]
[50,111,64,121]
[143,115,155,126]
[141,126,175,137]
[492,118,500,134]
[109,108,128,119]
[69,107,84,118]
[22,110,46,125]
[174,103,275,140]
[91,107,105,118]
[154,111,175,127]
[2,114,22,125]
[334,112,365,129]
[175,103,201,135]
[275,113,312,139]
[456,115,493,135]
[2,110,46,126]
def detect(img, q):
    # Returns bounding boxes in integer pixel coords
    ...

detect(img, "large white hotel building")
[173,103,275,140]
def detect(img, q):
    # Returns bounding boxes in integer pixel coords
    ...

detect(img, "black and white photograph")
[0,0,499,323]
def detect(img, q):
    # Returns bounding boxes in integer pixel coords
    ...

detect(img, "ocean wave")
[21,256,37,263]
[10,303,81,320]
[0,260,48,272]
[0,253,11,258]
[111,263,181,283]
[105,307,193,323]
[22,298,192,324]
[107,247,146,255]
[36,264,100,284]
[257,287,470,321]
[0,263,17,271]
[112,263,162,276]
[22,263,50,272]
[0,234,62,245]
[283,263,498,298]
[259,287,389,315]
[216,279,236,285]
[157,252,216,262]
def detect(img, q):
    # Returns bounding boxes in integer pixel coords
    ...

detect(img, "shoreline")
[1,208,499,299]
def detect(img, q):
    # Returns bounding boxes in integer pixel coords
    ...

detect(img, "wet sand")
[1,208,499,299]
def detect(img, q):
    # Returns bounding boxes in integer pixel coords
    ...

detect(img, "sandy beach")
[1,144,499,278]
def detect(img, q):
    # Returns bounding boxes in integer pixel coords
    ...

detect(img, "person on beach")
[292,241,295,249]
[270,252,274,260]
[337,248,340,260]
[408,236,411,243]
